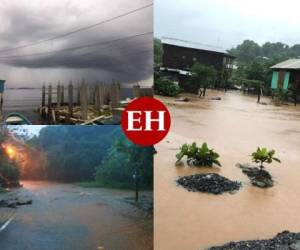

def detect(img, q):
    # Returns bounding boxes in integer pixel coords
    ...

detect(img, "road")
[0,181,153,250]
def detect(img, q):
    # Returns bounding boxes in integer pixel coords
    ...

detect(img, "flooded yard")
[155,90,300,250]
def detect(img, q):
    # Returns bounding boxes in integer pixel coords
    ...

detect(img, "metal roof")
[271,59,300,69]
[160,67,192,76]
[161,37,231,55]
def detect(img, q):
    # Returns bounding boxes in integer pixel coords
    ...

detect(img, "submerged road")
[0,181,153,250]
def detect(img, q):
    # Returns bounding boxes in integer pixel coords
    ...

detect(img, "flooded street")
[0,181,153,250]
[155,90,300,250]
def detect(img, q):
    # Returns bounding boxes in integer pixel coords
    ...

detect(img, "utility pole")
[0,80,6,122]
[132,169,139,202]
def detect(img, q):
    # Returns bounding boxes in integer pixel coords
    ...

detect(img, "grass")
[0,187,7,194]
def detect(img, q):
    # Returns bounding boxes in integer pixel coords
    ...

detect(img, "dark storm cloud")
[0,0,153,85]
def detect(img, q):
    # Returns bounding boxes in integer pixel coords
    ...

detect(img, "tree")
[0,128,20,188]
[190,63,216,97]
[229,40,261,63]
[96,137,153,189]
[154,38,163,67]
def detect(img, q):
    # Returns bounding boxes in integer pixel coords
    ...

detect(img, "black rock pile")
[176,173,241,195]
[237,163,274,188]
[208,231,300,250]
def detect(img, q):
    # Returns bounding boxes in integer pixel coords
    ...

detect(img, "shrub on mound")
[176,142,221,167]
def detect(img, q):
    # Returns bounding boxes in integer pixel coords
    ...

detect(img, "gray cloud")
[0,0,153,87]
[155,0,300,50]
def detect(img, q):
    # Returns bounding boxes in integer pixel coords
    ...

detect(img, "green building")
[270,59,300,90]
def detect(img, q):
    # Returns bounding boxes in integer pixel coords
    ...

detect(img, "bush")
[154,77,181,97]
[0,158,20,188]
[251,147,281,170]
[176,142,221,167]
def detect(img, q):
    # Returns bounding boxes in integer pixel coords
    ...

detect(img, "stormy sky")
[155,0,300,50]
[0,0,153,88]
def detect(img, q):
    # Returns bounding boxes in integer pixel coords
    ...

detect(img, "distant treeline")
[229,40,300,63]
[227,40,300,95]
[22,126,153,189]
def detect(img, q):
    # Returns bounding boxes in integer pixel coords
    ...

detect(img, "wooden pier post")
[48,84,52,120]
[89,85,95,105]
[133,85,140,98]
[57,84,61,108]
[61,85,65,104]
[80,83,88,120]
[68,81,73,121]
[42,84,46,107]
[77,82,80,105]
[99,83,105,107]
[95,85,100,111]
[41,84,46,117]
[110,83,119,109]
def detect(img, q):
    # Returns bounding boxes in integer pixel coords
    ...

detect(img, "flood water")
[155,90,300,250]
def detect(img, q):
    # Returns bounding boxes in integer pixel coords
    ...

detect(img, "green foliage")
[154,77,181,97]
[96,136,153,189]
[229,40,261,63]
[251,147,281,169]
[190,63,217,91]
[0,157,20,188]
[25,126,123,182]
[154,38,163,67]
[0,129,20,188]
[273,88,291,104]
[17,126,153,190]
[176,142,221,167]
[229,40,296,64]
[228,40,300,96]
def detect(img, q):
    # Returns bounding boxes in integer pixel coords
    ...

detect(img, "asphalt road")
[0,181,153,250]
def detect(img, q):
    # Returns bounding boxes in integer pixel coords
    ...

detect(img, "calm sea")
[3,87,134,111]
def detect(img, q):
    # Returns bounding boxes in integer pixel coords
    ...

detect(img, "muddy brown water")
[154,90,300,250]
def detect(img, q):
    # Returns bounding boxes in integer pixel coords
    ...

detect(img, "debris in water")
[0,198,32,208]
[237,163,274,188]
[209,97,222,100]
[175,97,190,102]
[208,230,300,249]
[176,173,241,194]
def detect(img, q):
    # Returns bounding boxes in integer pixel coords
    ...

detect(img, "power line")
[0,3,153,54]
[0,32,153,60]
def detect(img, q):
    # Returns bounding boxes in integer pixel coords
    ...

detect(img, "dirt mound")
[176,173,241,195]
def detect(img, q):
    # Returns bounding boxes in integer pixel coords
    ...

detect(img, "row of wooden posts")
[41,81,121,121]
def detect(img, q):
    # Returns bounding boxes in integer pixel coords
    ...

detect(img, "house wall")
[271,70,300,90]
[162,44,227,71]
[161,44,234,92]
